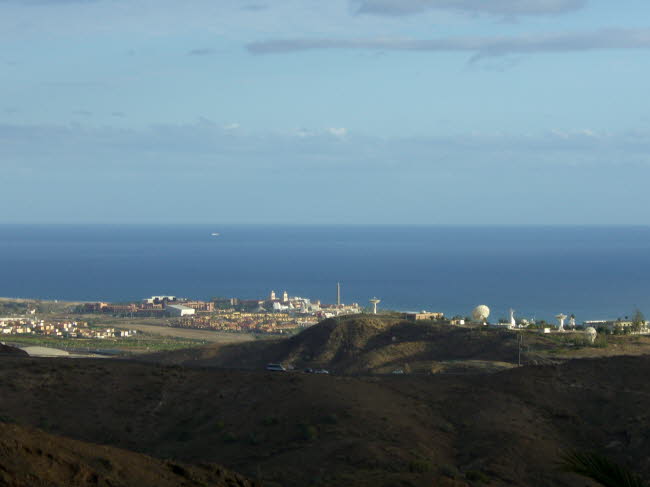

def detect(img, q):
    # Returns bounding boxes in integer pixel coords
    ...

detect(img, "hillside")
[0,421,256,487]
[0,343,28,356]
[145,314,637,374]
[1,353,648,486]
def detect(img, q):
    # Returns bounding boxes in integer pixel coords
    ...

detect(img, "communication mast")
[369,298,381,314]
[556,313,567,332]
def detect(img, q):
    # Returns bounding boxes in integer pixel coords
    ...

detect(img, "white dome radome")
[472,305,490,322]
[585,327,597,343]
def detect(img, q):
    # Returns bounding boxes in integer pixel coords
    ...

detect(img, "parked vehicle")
[314,368,329,374]
[265,363,286,372]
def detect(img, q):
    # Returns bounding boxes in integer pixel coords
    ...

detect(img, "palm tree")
[560,451,646,487]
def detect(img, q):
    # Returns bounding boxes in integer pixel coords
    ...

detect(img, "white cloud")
[327,127,348,137]
[549,128,598,139]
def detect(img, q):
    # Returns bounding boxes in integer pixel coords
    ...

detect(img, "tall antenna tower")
[337,282,341,307]
[556,313,567,332]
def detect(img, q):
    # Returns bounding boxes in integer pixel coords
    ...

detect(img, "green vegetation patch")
[465,470,490,483]
[4,332,207,355]
[298,423,318,441]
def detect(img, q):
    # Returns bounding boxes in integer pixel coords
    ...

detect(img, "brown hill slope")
[0,354,647,486]
[0,422,256,487]
[146,315,571,373]
[0,356,453,486]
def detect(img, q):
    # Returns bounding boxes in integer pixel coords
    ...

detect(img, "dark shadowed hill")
[1,353,648,486]
[0,422,256,487]
[0,343,28,356]
[144,315,594,373]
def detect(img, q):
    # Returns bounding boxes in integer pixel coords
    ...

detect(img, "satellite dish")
[472,305,490,322]
[585,327,597,344]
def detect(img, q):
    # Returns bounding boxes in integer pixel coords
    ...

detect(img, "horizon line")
[1,222,650,227]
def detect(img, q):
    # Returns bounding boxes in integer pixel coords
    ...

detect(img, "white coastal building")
[166,304,196,317]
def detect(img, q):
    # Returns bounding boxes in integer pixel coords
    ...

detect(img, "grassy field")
[109,323,262,342]
[86,316,262,343]
[2,332,208,355]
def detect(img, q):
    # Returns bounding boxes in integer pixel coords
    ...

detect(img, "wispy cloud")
[4,122,650,224]
[247,28,650,61]
[3,122,650,174]
[188,48,216,56]
[242,3,268,11]
[351,0,586,17]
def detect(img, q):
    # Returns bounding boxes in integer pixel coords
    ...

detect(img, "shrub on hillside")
[465,470,490,483]
[298,423,318,441]
[261,416,279,426]
[222,432,238,443]
[408,459,433,473]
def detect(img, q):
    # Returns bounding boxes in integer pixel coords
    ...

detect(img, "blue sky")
[2,0,650,224]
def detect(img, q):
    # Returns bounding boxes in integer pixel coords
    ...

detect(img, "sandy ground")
[20,346,70,357]
[19,346,104,358]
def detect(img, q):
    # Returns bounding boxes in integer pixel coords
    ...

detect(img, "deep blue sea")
[1,224,649,322]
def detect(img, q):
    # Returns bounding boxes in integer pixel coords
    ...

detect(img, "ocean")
[1,224,649,322]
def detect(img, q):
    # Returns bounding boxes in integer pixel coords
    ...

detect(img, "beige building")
[403,312,444,321]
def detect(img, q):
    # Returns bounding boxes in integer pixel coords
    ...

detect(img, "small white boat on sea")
[211,232,220,237]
